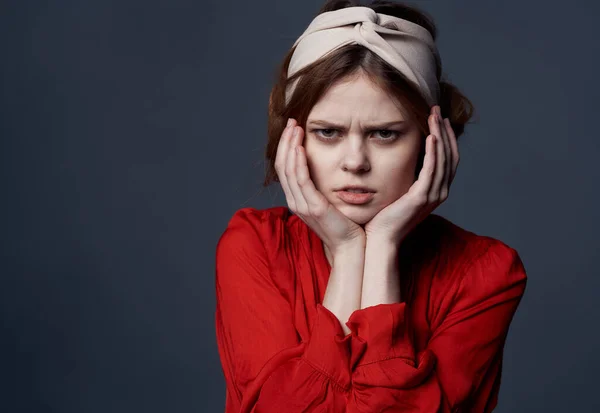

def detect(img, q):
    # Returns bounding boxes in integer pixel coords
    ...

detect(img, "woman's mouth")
[336,190,375,205]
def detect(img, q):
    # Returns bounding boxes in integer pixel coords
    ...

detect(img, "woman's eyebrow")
[307,119,407,129]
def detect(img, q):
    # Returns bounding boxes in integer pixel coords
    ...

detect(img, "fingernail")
[286,118,292,128]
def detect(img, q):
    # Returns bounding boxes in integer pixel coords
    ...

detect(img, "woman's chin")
[337,204,378,226]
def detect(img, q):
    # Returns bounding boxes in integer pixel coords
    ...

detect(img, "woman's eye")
[374,130,399,140]
[312,129,401,142]
[314,129,338,139]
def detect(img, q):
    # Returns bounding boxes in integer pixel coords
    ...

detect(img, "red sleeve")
[215,209,351,413]
[343,240,528,413]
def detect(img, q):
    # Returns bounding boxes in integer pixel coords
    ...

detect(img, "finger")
[438,116,451,199]
[275,119,294,169]
[409,134,437,205]
[444,118,460,185]
[295,145,328,214]
[435,109,452,201]
[285,126,309,213]
[276,119,297,208]
[428,110,446,202]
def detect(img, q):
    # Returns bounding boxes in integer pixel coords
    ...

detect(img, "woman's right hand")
[275,118,365,256]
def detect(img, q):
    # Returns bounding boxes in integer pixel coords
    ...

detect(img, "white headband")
[285,6,441,107]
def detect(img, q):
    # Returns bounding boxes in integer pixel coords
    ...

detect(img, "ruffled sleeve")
[343,240,528,413]
[215,208,352,413]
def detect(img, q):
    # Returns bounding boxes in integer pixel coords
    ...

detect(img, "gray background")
[1,0,598,412]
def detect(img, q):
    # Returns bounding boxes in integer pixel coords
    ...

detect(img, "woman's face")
[304,72,423,226]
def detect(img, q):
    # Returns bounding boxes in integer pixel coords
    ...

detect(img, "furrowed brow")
[307,119,407,129]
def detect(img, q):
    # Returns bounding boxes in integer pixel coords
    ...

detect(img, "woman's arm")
[216,209,364,413]
[323,237,366,336]
[344,239,528,412]
[360,236,401,308]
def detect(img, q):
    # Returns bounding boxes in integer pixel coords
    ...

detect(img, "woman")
[215,1,527,412]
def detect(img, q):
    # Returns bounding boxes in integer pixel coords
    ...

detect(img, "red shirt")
[215,206,527,412]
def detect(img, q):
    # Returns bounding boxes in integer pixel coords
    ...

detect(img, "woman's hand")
[363,105,460,245]
[275,118,366,256]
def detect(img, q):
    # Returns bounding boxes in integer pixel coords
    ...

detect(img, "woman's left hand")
[364,105,460,244]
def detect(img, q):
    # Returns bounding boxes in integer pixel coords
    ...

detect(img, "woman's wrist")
[331,236,366,265]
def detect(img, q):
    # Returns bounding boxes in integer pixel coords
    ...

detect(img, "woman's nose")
[341,151,371,173]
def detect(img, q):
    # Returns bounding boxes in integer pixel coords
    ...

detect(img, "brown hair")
[262,0,475,188]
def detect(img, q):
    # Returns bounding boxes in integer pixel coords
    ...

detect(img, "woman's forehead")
[309,75,406,114]
[308,95,406,122]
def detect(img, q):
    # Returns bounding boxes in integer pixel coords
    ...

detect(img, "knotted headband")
[285,6,441,107]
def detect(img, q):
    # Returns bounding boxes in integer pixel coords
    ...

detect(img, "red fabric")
[215,207,527,413]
